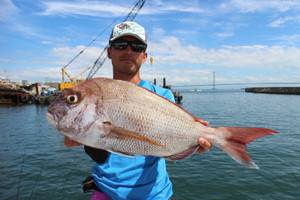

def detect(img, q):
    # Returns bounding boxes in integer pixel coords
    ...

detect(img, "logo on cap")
[117,23,130,30]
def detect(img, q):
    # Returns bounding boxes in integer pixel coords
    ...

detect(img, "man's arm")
[63,136,109,164]
[84,146,110,164]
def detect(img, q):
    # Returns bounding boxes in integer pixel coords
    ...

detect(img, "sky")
[1,0,300,87]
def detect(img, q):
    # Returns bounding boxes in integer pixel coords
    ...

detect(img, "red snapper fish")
[47,78,277,169]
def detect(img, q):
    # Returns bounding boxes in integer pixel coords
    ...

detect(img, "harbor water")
[0,90,299,200]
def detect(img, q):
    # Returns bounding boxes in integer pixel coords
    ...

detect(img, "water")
[1,91,299,200]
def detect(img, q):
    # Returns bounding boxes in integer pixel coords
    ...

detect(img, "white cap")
[109,21,146,44]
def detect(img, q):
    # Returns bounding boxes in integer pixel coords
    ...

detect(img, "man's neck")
[113,73,141,85]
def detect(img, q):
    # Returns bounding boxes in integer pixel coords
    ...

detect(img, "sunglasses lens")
[111,42,128,50]
[131,43,147,52]
[111,40,147,52]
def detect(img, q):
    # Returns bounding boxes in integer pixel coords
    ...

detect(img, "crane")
[60,66,93,90]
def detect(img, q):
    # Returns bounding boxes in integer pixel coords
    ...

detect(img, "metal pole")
[213,71,215,90]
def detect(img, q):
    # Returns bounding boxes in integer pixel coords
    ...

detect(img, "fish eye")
[66,94,78,104]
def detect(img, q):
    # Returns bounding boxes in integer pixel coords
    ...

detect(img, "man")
[84,21,211,200]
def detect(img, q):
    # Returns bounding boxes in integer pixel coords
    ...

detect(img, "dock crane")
[59,0,146,90]
[60,66,92,90]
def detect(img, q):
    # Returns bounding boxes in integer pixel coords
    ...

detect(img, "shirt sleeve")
[162,89,175,103]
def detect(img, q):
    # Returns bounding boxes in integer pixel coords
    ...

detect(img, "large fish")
[47,78,277,169]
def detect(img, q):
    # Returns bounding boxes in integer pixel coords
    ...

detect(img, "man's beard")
[118,64,141,76]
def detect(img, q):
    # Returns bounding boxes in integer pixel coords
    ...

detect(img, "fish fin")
[165,145,199,161]
[217,127,278,169]
[64,136,82,147]
[194,117,209,126]
[102,121,164,147]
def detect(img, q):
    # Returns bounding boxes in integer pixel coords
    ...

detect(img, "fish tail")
[216,127,278,169]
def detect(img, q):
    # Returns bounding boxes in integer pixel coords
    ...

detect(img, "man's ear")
[107,47,112,59]
[142,52,148,63]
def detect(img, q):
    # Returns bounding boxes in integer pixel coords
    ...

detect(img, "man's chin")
[122,65,138,72]
[115,63,140,75]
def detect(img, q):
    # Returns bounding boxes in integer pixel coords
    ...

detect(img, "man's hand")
[197,137,212,154]
[195,118,211,153]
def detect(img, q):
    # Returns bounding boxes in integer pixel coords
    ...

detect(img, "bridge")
[171,71,300,89]
[172,82,300,89]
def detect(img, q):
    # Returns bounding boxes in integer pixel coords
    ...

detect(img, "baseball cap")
[109,21,147,44]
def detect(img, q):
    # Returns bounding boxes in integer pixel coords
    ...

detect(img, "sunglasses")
[110,40,147,53]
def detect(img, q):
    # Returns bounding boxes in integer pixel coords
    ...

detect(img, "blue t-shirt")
[92,80,175,200]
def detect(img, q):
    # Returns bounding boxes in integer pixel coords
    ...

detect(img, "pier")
[0,80,58,105]
[245,87,300,95]
[154,77,183,104]
[0,89,34,104]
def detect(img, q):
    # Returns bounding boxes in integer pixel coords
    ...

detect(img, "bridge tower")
[213,71,216,90]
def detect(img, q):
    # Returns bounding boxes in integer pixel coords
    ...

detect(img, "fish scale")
[47,77,278,168]
[105,101,183,154]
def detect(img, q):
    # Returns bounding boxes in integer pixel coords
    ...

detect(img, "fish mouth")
[47,112,58,127]
[47,112,81,142]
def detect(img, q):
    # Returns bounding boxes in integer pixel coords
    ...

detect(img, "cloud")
[6,62,113,83]
[52,45,103,64]
[40,1,129,17]
[7,36,300,85]
[269,15,300,27]
[39,0,206,17]
[10,22,44,38]
[272,34,300,45]
[4,19,68,45]
[49,36,300,84]
[51,45,110,78]
[1,44,110,82]
[141,66,213,86]
[150,27,166,38]
[0,0,17,21]
[223,0,300,13]
[147,3,205,14]
[149,36,300,69]
[140,36,300,84]
[215,32,235,39]
[0,0,60,43]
